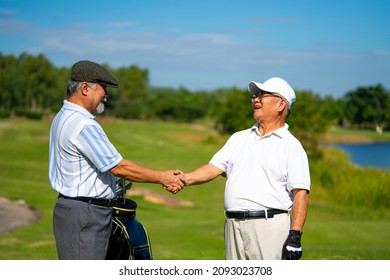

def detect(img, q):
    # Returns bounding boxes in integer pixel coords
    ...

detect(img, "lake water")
[333,142,390,170]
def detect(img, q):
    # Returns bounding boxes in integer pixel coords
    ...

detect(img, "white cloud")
[0,9,18,17]
[1,17,389,97]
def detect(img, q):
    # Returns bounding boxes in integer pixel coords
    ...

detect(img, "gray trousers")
[53,196,113,260]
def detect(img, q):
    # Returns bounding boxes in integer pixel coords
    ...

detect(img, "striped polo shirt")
[49,100,123,199]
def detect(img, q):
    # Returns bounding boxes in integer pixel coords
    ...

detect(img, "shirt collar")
[251,123,289,138]
[63,100,95,120]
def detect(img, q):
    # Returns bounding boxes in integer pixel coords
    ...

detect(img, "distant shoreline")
[319,127,390,144]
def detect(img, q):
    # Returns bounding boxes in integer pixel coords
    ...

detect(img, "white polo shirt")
[209,123,310,211]
[49,100,123,199]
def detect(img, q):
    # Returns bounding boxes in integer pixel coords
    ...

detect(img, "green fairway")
[0,119,389,259]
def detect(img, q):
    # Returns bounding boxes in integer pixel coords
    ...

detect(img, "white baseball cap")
[248,77,296,109]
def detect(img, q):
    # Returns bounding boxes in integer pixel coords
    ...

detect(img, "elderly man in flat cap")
[49,60,185,259]
[179,77,310,260]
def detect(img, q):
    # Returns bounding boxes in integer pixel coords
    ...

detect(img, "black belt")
[225,209,288,219]
[59,193,117,207]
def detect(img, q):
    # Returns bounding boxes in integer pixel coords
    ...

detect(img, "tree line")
[1,52,390,158]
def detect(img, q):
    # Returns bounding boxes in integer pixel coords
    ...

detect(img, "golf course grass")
[0,119,389,259]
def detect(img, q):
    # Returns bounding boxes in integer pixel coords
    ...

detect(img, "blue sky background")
[1,0,389,98]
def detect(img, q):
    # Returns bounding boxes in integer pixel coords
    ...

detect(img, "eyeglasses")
[100,84,109,97]
[84,82,108,93]
[251,92,283,103]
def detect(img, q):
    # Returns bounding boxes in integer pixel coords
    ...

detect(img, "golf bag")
[106,179,153,260]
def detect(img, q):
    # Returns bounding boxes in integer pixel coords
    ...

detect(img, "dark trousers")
[53,196,113,260]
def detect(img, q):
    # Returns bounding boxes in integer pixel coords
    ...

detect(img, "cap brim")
[99,81,119,88]
[248,81,274,94]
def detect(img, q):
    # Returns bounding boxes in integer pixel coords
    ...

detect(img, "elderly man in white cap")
[178,77,310,260]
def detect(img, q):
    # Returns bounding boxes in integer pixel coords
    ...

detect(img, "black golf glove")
[282,230,303,260]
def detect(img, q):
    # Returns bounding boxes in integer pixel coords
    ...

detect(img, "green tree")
[288,91,330,159]
[0,53,18,110]
[210,87,253,134]
[145,86,215,122]
[174,87,214,122]
[0,53,62,117]
[146,87,181,121]
[321,95,345,126]
[111,65,149,119]
[344,84,390,130]
[18,53,57,111]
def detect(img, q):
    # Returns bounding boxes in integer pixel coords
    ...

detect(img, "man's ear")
[278,98,287,113]
[80,82,89,96]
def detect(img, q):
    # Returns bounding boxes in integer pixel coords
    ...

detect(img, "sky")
[0,0,389,98]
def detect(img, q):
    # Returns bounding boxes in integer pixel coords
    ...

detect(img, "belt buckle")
[240,211,249,219]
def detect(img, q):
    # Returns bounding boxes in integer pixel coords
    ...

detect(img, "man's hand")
[161,170,186,194]
[282,230,303,260]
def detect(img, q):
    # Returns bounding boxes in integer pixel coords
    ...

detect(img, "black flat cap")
[71,60,119,87]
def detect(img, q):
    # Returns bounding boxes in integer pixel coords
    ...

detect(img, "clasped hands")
[161,170,187,194]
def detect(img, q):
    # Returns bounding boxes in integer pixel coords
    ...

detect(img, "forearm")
[290,189,309,231]
[185,163,223,186]
[110,159,164,184]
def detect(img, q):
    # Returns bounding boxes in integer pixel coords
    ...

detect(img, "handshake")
[156,163,220,194]
[161,169,188,194]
